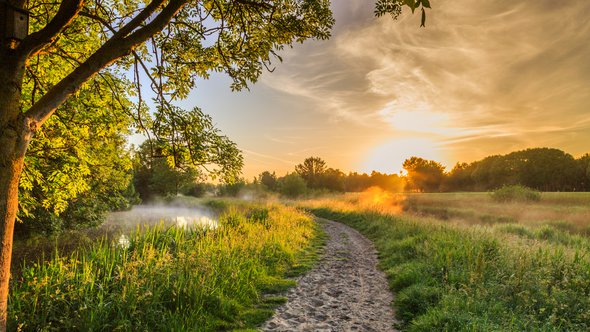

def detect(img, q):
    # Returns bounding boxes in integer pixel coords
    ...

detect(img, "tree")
[295,156,327,189]
[369,171,405,192]
[443,162,475,191]
[133,106,242,200]
[318,168,345,191]
[258,171,278,191]
[577,154,590,191]
[133,141,201,199]
[402,157,446,192]
[278,173,307,198]
[470,148,581,191]
[0,0,426,327]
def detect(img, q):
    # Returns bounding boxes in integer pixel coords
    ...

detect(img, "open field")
[8,200,323,331]
[403,192,590,234]
[303,191,590,331]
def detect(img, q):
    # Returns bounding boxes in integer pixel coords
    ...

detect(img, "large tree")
[295,156,326,189]
[0,0,428,328]
[403,156,445,192]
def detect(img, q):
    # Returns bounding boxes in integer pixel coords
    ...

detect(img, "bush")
[278,173,307,198]
[490,185,541,203]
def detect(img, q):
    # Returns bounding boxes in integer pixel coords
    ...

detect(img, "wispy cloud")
[261,0,590,166]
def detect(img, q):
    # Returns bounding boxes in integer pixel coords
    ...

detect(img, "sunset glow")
[185,0,590,178]
[362,137,443,174]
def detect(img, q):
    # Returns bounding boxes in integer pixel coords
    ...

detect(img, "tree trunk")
[0,51,29,332]
[0,141,26,331]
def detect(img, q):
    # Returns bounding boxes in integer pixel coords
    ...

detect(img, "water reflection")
[107,205,218,230]
[117,234,130,249]
[106,205,218,250]
[174,216,218,229]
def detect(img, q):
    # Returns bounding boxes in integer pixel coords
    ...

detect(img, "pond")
[106,205,219,230]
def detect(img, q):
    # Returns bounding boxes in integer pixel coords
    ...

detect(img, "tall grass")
[309,204,590,331]
[9,201,321,331]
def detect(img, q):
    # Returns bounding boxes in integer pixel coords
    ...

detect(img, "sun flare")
[361,137,445,174]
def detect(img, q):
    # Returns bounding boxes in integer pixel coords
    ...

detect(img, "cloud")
[261,0,590,165]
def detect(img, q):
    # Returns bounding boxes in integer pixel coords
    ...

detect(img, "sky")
[178,0,590,179]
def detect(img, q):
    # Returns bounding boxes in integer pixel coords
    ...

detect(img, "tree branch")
[24,0,188,129]
[233,0,272,10]
[17,0,85,60]
[110,0,168,40]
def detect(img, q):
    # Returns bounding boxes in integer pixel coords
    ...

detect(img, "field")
[8,200,323,331]
[9,191,590,331]
[404,192,590,234]
[302,190,590,331]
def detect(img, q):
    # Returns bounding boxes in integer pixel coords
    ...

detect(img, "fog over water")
[106,205,218,230]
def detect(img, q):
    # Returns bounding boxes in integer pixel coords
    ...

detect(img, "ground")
[262,218,397,331]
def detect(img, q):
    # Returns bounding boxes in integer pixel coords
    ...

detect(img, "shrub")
[278,173,307,198]
[490,185,541,203]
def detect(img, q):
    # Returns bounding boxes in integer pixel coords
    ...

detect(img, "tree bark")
[0,138,27,332]
[0,52,30,332]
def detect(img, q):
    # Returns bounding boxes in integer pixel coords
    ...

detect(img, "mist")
[106,203,218,231]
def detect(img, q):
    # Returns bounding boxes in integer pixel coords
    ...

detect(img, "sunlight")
[378,101,458,136]
[361,137,444,174]
[358,186,406,214]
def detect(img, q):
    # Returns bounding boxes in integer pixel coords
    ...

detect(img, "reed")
[9,201,321,331]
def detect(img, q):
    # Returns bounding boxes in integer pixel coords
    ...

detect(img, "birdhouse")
[1,0,29,48]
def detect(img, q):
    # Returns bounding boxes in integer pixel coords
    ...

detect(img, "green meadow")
[303,191,590,331]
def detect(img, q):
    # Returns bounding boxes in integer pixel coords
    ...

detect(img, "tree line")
[22,146,590,237]
[249,148,590,196]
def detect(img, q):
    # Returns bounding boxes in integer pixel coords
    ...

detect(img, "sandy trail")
[262,218,398,332]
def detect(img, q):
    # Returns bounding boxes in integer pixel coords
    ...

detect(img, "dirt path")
[262,218,398,332]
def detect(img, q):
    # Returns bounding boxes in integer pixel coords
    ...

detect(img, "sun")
[361,137,444,174]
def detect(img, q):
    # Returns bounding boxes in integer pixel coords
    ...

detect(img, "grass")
[8,200,323,331]
[303,192,590,331]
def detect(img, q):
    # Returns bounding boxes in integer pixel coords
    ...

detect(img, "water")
[106,205,218,230]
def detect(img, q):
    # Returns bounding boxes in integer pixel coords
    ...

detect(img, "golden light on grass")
[300,187,407,215]
[357,187,406,214]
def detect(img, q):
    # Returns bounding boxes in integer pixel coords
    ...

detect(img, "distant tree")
[295,157,327,189]
[318,168,346,192]
[217,179,247,197]
[182,182,213,198]
[258,171,278,191]
[515,148,578,191]
[345,172,372,192]
[133,109,242,200]
[369,171,405,192]
[278,173,308,198]
[471,155,519,190]
[403,157,446,192]
[471,148,579,191]
[576,154,590,191]
[133,141,201,200]
[443,162,476,191]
